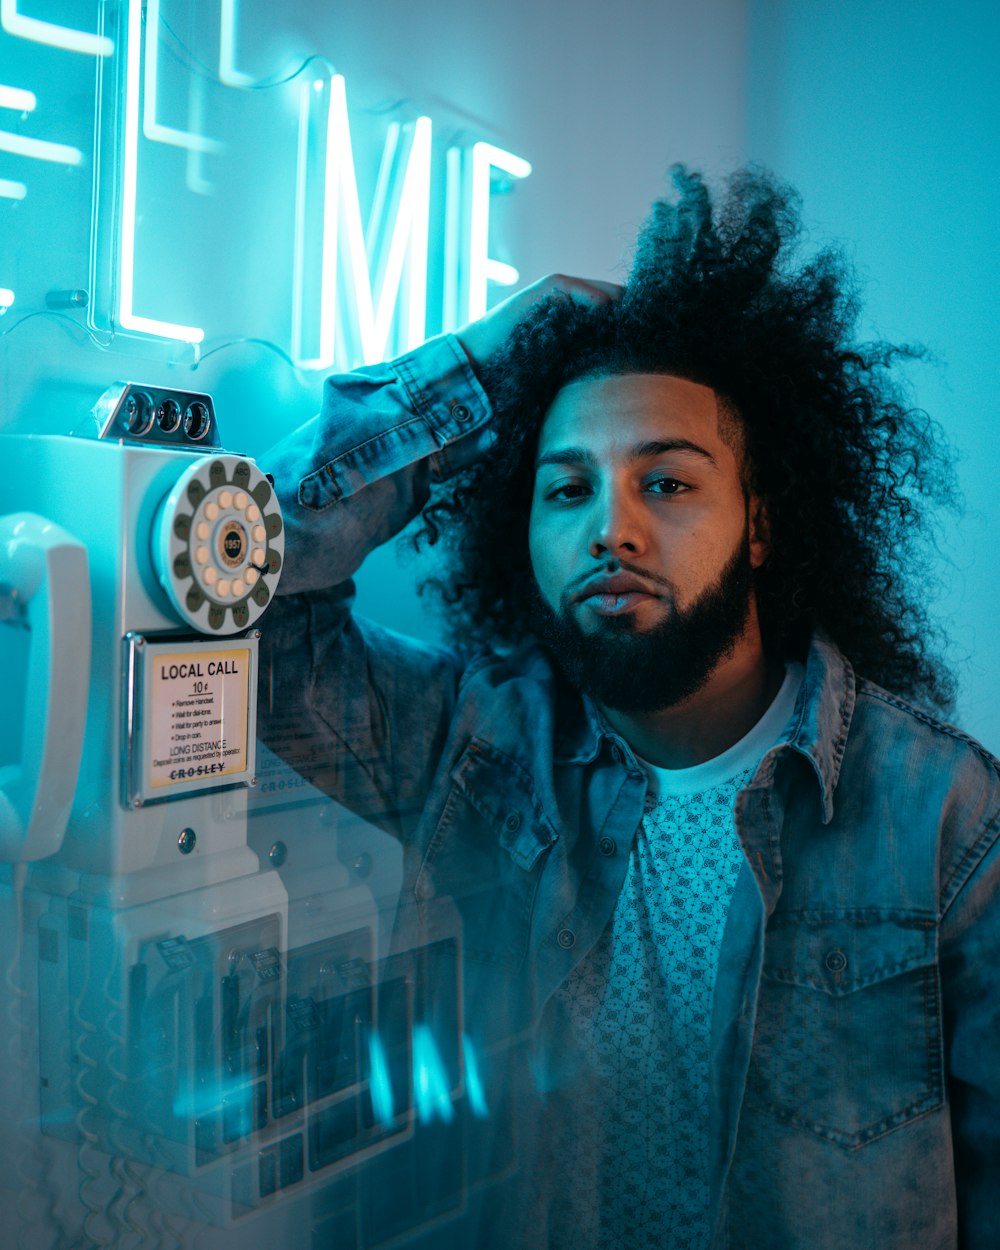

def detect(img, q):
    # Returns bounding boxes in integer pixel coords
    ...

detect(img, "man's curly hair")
[417,166,957,711]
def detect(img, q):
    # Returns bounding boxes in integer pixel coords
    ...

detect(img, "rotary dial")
[155,455,283,634]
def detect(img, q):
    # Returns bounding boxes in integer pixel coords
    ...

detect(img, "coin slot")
[122,390,154,437]
[156,398,182,433]
[184,401,212,441]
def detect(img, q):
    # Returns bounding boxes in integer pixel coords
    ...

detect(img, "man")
[260,168,1000,1249]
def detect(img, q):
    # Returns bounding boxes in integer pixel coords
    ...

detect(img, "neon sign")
[142,0,223,157]
[0,0,113,57]
[218,0,253,89]
[1,0,532,368]
[1,3,106,311]
[467,143,532,321]
[0,82,82,168]
[292,73,433,369]
[116,0,205,343]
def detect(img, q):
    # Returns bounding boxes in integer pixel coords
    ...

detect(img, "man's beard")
[530,534,755,715]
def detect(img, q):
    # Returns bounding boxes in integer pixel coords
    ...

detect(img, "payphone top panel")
[90,381,223,450]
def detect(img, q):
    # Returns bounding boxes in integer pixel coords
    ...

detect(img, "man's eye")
[545,481,591,502]
[646,476,687,495]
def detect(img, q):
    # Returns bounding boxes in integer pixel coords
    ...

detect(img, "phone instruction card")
[125,633,258,805]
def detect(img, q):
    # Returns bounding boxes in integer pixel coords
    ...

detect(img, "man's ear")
[749,495,771,569]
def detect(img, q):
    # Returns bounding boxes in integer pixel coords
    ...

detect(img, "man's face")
[528,372,769,713]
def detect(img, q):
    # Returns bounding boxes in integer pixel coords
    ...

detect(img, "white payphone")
[0,382,284,869]
[0,385,307,1246]
[0,383,475,1249]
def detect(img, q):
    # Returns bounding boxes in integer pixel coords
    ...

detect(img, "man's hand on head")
[455,273,622,375]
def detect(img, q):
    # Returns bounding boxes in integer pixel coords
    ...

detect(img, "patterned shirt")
[536,666,803,1249]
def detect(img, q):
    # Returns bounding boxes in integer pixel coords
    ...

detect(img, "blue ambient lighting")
[172,1074,255,1120]
[462,1035,489,1119]
[0,0,114,57]
[367,1030,395,1126]
[412,1025,454,1125]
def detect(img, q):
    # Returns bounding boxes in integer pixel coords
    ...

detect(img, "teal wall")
[746,0,1000,751]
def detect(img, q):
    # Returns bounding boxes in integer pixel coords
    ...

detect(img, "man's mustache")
[563,557,675,600]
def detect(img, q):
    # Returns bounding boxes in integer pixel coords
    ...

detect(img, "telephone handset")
[0,513,91,862]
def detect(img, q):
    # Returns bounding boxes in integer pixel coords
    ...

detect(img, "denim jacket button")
[824,948,848,973]
[557,928,576,949]
[598,837,616,857]
[504,811,522,834]
[452,403,472,423]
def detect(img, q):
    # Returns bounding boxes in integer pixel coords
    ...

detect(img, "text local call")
[160,660,240,680]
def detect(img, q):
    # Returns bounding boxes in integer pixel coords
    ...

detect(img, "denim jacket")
[259,334,1000,1250]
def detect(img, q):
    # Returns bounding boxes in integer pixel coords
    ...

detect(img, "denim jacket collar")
[552,631,857,825]
[778,632,856,825]
[550,674,647,773]
[553,688,609,767]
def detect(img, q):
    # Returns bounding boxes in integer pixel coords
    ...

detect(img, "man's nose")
[587,488,645,557]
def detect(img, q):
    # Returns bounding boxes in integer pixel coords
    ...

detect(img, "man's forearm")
[263,333,492,595]
[263,276,621,597]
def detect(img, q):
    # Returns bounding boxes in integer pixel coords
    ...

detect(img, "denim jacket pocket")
[746,911,944,1149]
[414,739,559,971]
